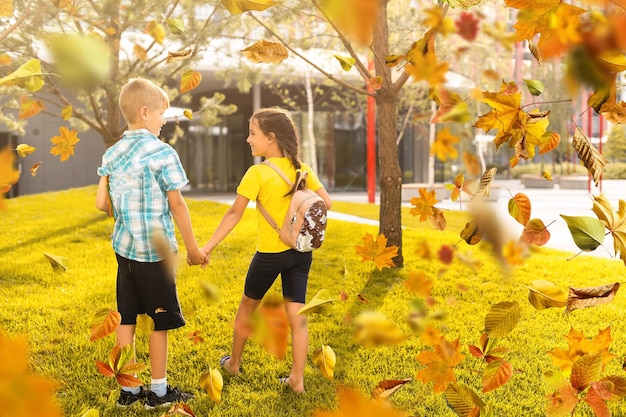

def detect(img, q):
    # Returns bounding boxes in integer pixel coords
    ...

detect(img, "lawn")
[2,186,626,417]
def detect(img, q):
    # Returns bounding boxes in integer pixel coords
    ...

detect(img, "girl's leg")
[224,294,261,375]
[284,301,307,393]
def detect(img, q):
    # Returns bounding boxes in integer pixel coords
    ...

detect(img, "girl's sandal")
[219,355,240,375]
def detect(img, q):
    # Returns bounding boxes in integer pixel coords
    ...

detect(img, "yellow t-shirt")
[237,157,324,253]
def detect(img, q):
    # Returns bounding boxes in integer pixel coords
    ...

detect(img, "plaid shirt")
[97,129,188,262]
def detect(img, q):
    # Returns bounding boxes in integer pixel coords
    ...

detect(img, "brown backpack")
[256,160,328,252]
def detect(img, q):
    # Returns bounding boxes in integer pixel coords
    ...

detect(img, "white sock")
[151,377,167,397]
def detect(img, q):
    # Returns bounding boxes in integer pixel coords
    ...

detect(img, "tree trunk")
[373,0,403,267]
[305,69,318,173]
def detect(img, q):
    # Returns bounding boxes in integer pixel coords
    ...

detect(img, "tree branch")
[0,0,33,43]
[248,13,373,97]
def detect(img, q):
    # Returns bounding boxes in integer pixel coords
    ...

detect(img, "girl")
[202,107,332,393]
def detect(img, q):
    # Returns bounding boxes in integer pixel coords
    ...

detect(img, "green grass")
[2,186,626,417]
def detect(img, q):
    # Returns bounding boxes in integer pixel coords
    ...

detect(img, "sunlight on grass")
[2,186,626,416]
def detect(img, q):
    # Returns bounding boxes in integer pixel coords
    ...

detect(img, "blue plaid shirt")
[97,129,188,262]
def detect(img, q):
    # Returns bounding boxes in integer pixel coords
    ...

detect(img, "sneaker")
[116,386,148,407]
[144,385,193,409]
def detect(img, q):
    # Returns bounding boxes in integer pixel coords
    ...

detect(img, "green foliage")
[4,187,626,416]
[605,124,626,162]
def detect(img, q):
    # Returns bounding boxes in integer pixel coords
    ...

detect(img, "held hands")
[187,246,209,268]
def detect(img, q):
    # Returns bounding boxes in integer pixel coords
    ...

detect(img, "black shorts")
[244,250,313,304]
[115,253,186,331]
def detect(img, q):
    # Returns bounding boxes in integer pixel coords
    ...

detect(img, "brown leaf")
[473,167,497,199]
[571,126,607,187]
[482,358,513,393]
[566,283,620,313]
[519,218,551,247]
[242,40,288,64]
[371,379,412,400]
[166,48,193,64]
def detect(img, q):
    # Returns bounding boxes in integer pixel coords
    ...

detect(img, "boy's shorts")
[244,249,312,304]
[115,253,186,331]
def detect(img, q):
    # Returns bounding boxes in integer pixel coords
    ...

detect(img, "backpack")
[256,160,328,252]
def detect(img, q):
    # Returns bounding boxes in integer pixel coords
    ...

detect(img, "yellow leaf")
[422,7,455,37]
[50,126,80,162]
[0,147,20,209]
[539,131,561,154]
[133,44,148,61]
[136,314,154,336]
[371,379,412,400]
[0,0,12,16]
[404,271,434,297]
[199,368,223,404]
[600,101,626,124]
[526,280,568,310]
[333,54,356,71]
[354,233,398,270]
[409,188,439,222]
[61,105,73,120]
[42,251,68,273]
[431,127,459,162]
[0,58,45,92]
[256,297,288,358]
[354,311,406,347]
[320,0,378,46]
[183,109,193,119]
[416,336,465,393]
[166,18,185,35]
[166,48,193,64]
[548,327,614,377]
[367,76,383,91]
[242,40,289,64]
[180,70,202,94]
[542,170,553,181]
[49,0,72,7]
[406,52,449,87]
[507,193,531,226]
[16,144,36,157]
[18,96,44,120]
[571,126,607,187]
[30,161,42,177]
[385,54,404,67]
[221,0,282,14]
[312,344,336,380]
[298,289,334,315]
[0,54,12,65]
[502,240,525,266]
[146,20,165,45]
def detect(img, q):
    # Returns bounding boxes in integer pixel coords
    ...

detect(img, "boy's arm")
[167,189,208,267]
[96,176,111,213]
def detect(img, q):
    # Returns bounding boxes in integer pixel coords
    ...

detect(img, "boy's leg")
[224,295,261,374]
[149,330,168,396]
[284,301,307,393]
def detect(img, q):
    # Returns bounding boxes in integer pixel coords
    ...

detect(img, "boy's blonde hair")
[119,78,170,124]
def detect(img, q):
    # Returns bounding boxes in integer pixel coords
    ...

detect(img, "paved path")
[187,178,626,260]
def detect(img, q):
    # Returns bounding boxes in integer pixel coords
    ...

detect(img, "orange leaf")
[482,358,513,392]
[18,96,44,120]
[241,40,289,64]
[406,52,449,87]
[508,193,531,226]
[116,372,144,388]
[319,0,378,46]
[314,386,409,417]
[462,151,481,177]
[30,161,42,177]
[354,233,398,271]
[187,330,205,345]
[95,360,115,378]
[548,327,614,376]
[49,126,80,162]
[455,11,480,41]
[584,386,611,417]
[544,369,579,417]
[570,353,602,391]
[180,70,202,94]
[404,271,434,297]
[371,379,412,400]
[539,131,561,154]
[416,336,465,393]
[409,188,439,222]
[502,240,525,266]
[89,308,121,341]
[519,218,551,246]
[437,244,454,265]
[255,295,288,359]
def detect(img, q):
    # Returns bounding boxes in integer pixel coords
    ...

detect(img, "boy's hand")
[187,247,209,268]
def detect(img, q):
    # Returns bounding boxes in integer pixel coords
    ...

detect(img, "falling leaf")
[0,147,19,209]
[539,131,561,155]
[354,233,398,271]
[409,188,439,222]
[473,167,497,199]
[45,34,110,88]
[571,126,607,187]
[0,0,12,16]
[367,76,383,91]
[542,170,553,181]
[354,311,406,347]
[482,21,517,51]
[484,301,519,339]
[600,101,626,124]
[503,240,525,266]
[30,161,42,177]
[460,219,483,245]
[527,280,568,311]
[445,383,485,417]
[406,51,449,87]
[548,327,614,376]
[566,283,620,313]
[462,151,481,177]
[180,70,202,94]
[146,20,165,45]
[298,289,335,315]
[524,79,545,96]
[314,386,409,417]
[61,105,72,120]
[371,379,412,400]
[422,7,455,37]
[198,367,223,404]
[136,314,154,335]
[0,54,11,65]
[560,214,605,252]
[438,245,454,265]
[166,48,193,64]
[431,127,459,162]
[134,44,147,61]
[519,218,551,247]
[256,296,288,359]
[319,0,378,46]
[186,330,204,345]
[221,0,282,14]
[333,54,356,71]
[312,344,336,380]
[455,12,480,41]
[95,344,146,387]
[404,271,435,297]
[482,358,513,393]
[18,96,44,120]
[416,336,465,393]
[183,108,193,120]
[50,126,80,162]
[591,193,626,265]
[415,240,433,260]
[0,58,46,92]
[385,54,404,67]
[16,144,36,157]
[166,18,185,35]
[544,369,579,417]
[89,308,121,341]
[456,251,482,272]
[42,252,68,273]
[242,40,289,64]
[508,193,531,226]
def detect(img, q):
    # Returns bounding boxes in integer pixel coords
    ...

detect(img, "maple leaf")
[591,193,626,265]
[548,327,614,377]
[455,12,480,41]
[482,21,517,51]
[438,245,454,265]
[422,7,455,37]
[187,330,204,345]
[416,336,465,393]
[505,0,586,58]
[354,233,398,271]
[406,51,449,87]
[404,271,435,297]
[503,240,525,266]
[409,188,439,222]
[314,386,409,417]
[431,127,459,162]
[354,311,406,347]
[49,126,80,162]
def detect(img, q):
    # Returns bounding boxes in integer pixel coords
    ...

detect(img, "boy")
[96,78,207,409]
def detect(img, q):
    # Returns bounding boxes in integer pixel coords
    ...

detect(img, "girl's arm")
[202,194,250,255]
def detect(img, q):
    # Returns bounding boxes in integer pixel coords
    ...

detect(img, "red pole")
[587,93,592,193]
[367,56,376,204]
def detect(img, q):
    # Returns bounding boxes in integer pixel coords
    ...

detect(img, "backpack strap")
[263,159,308,190]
